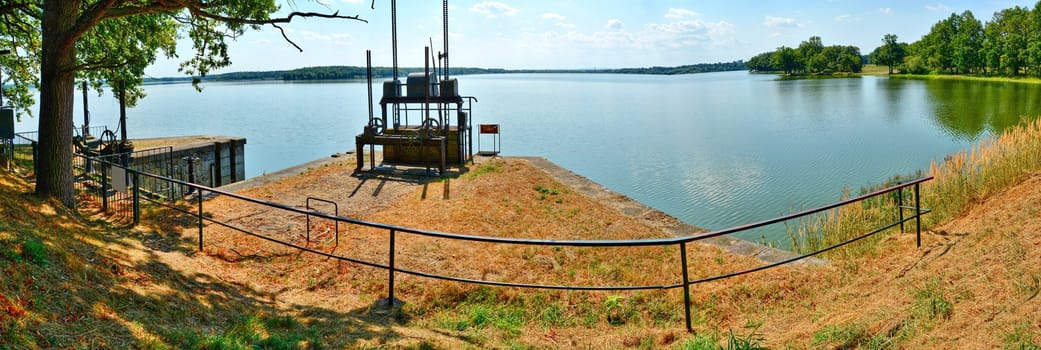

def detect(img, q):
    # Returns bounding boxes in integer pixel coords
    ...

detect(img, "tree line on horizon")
[750,1,1041,77]
[143,61,748,84]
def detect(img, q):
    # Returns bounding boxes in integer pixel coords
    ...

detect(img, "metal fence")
[72,153,933,332]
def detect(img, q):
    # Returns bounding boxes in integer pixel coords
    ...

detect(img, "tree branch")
[187,8,367,26]
[67,0,118,45]
[271,23,302,52]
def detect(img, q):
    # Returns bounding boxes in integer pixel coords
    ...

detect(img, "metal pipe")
[82,81,89,137]
[391,0,398,81]
[443,0,449,80]
[119,81,127,145]
[198,189,204,251]
[366,50,373,121]
[388,228,396,307]
[915,183,922,247]
[897,186,904,232]
[680,242,692,332]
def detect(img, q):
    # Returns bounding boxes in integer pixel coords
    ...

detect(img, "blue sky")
[144,0,1035,77]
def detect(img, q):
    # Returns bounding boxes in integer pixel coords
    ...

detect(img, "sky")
[144,0,1037,77]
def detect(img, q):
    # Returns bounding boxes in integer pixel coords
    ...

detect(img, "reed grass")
[788,117,1041,256]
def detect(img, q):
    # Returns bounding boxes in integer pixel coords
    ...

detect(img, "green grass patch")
[466,160,504,178]
[812,322,870,349]
[1002,321,1041,350]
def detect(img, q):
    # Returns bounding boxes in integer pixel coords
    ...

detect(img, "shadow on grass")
[0,180,469,349]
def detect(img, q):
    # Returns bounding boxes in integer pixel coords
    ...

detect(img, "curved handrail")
[75,153,932,331]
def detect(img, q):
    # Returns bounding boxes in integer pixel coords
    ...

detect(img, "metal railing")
[70,153,932,332]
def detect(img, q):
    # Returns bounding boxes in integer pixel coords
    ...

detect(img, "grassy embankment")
[789,117,1041,255]
[860,64,1041,84]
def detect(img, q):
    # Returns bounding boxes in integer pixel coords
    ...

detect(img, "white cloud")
[834,14,852,22]
[926,3,952,12]
[298,31,353,45]
[542,12,575,30]
[763,16,798,28]
[664,8,698,20]
[880,7,893,15]
[542,13,566,21]
[606,19,624,30]
[469,2,519,19]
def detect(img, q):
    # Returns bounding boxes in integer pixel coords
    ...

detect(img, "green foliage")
[681,333,722,350]
[750,36,863,75]
[162,314,319,350]
[21,237,48,265]
[466,161,503,179]
[812,322,870,348]
[1003,322,1041,350]
[912,278,953,321]
[534,185,561,201]
[871,34,908,74]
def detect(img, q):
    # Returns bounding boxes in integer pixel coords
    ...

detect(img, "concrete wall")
[132,136,246,188]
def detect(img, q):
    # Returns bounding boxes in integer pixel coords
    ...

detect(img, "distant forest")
[143,60,747,84]
[752,1,1041,77]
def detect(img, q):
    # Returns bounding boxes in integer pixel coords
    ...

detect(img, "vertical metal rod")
[366,50,374,121]
[198,189,204,251]
[132,171,140,225]
[305,210,311,244]
[82,81,89,137]
[914,183,922,248]
[680,242,693,332]
[391,0,398,81]
[443,0,449,81]
[897,186,904,232]
[388,229,396,307]
[101,164,109,211]
[118,81,127,145]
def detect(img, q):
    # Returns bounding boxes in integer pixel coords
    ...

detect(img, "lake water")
[15,71,1041,244]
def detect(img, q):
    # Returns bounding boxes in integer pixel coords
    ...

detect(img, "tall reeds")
[789,117,1041,257]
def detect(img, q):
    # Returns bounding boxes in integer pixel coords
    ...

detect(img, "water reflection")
[922,78,1041,141]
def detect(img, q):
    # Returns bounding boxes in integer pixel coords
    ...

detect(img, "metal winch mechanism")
[355,0,475,175]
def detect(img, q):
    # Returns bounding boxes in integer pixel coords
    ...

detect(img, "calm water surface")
[16,72,1041,244]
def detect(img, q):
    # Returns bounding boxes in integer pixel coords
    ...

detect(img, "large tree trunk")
[36,0,80,209]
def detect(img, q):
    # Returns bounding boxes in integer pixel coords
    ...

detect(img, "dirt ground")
[129,152,1041,348]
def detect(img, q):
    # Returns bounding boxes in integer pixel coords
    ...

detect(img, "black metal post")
[82,81,89,137]
[388,229,396,307]
[915,183,922,248]
[101,164,109,211]
[118,81,127,145]
[132,171,140,225]
[198,189,204,251]
[897,186,904,232]
[680,242,692,332]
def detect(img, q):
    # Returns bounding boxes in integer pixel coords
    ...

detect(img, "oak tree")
[0,1,364,209]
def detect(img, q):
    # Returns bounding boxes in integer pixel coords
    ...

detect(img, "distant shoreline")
[143,60,747,85]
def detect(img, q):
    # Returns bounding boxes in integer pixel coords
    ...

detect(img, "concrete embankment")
[217,150,824,266]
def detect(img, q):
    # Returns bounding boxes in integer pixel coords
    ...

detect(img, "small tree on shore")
[871,34,907,74]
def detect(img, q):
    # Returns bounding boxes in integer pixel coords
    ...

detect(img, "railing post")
[680,242,693,332]
[132,171,140,225]
[198,189,204,251]
[388,229,396,307]
[101,164,109,211]
[914,183,922,248]
[896,186,904,232]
